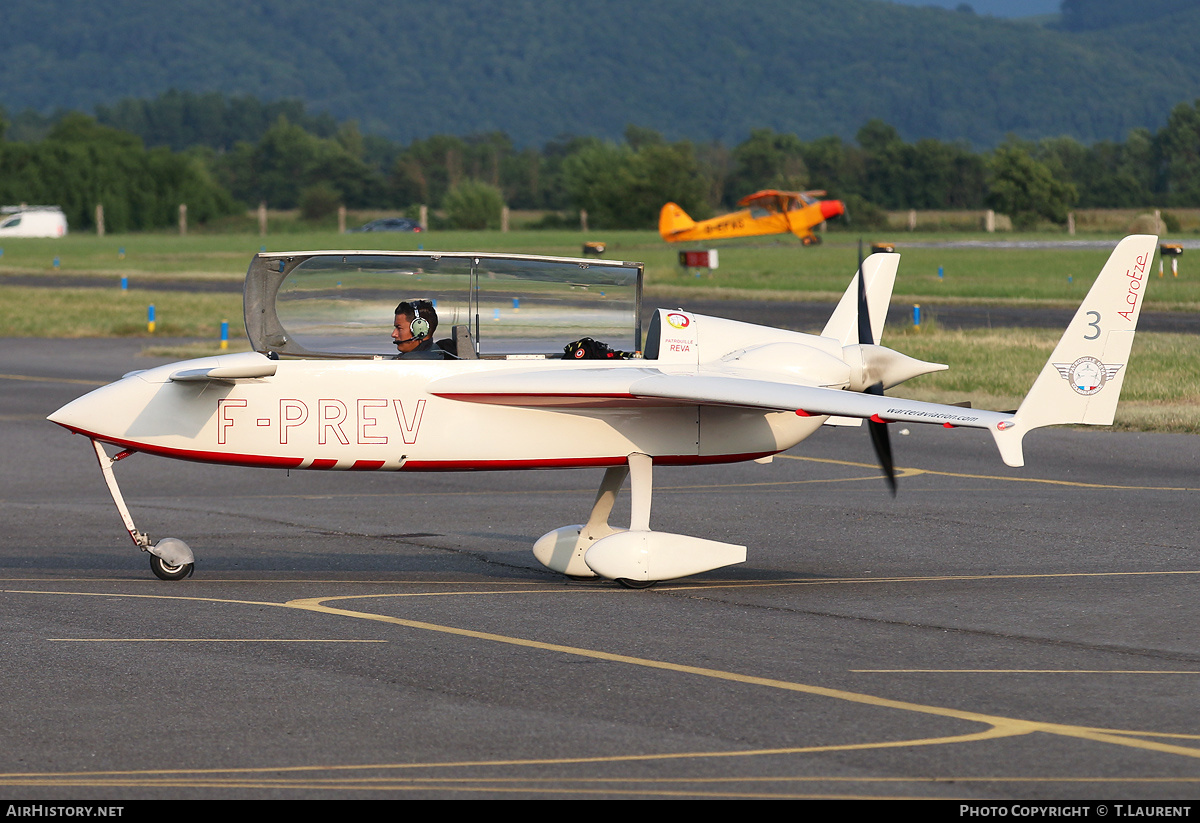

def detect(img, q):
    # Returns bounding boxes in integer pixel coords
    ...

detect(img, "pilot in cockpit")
[391,299,444,358]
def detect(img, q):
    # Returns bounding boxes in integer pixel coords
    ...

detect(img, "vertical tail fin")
[659,203,695,240]
[991,234,1157,466]
[821,252,900,346]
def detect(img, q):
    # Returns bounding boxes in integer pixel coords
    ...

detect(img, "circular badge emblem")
[666,312,690,329]
[1066,356,1107,395]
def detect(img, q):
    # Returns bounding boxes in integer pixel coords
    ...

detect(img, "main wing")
[634,372,1008,429]
[429,367,1008,429]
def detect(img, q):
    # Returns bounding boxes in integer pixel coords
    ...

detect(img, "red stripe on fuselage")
[55,423,777,472]
[54,424,306,469]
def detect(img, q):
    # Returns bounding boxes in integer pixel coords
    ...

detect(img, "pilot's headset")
[407,300,432,341]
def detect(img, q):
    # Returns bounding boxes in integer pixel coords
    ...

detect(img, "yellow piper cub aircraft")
[659,190,846,246]
[49,237,1154,586]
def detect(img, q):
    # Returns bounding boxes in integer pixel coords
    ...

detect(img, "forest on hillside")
[2,0,1199,148]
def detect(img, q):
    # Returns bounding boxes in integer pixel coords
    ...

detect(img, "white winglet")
[991,235,1157,467]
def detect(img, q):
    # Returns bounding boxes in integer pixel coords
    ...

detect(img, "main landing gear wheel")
[150,555,194,581]
[616,578,657,590]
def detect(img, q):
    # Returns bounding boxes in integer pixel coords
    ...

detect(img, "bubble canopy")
[244,251,643,358]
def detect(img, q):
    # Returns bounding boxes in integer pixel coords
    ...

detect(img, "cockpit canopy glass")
[245,252,642,359]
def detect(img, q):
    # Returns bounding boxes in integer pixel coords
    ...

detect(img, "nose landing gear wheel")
[150,555,194,581]
[616,578,656,589]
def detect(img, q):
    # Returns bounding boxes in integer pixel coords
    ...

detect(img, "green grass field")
[3,229,1198,308]
[3,229,1197,432]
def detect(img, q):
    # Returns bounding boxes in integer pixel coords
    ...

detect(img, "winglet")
[990,235,1157,466]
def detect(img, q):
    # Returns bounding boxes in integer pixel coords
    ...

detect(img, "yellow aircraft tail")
[659,203,695,241]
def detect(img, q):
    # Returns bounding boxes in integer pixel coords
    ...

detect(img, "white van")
[0,207,68,238]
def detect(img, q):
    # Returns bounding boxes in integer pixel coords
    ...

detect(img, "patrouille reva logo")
[1053,356,1123,396]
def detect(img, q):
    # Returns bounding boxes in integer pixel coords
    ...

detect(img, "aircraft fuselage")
[49,358,825,471]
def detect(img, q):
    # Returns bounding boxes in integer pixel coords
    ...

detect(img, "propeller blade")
[857,242,897,495]
[856,238,871,345]
[866,384,897,496]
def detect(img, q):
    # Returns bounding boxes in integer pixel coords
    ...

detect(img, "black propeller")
[856,239,897,496]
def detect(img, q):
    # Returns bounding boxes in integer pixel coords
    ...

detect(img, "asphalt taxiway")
[2,338,1199,799]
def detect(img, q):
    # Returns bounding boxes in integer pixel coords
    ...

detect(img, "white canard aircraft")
[49,236,1156,585]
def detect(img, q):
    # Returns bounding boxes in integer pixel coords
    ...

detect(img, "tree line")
[0,112,237,233]
[2,90,1200,232]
